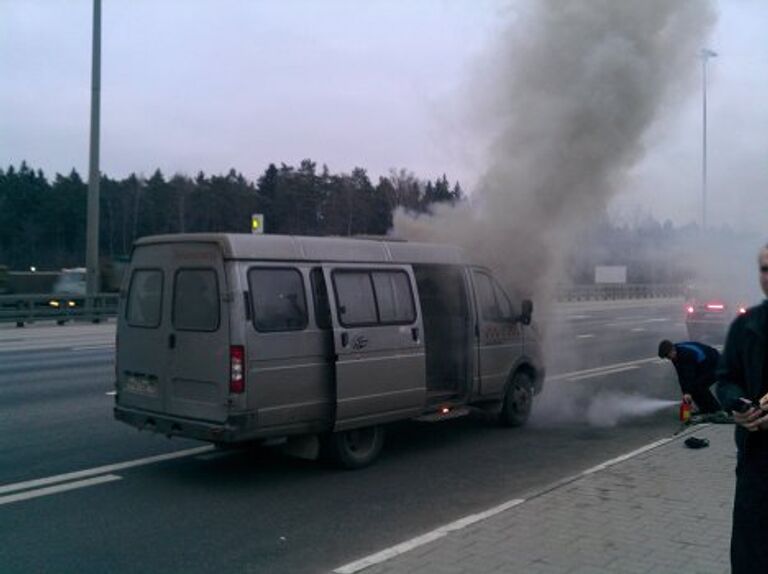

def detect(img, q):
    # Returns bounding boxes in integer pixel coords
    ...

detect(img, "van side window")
[491,277,515,319]
[474,271,504,321]
[333,271,378,326]
[310,268,332,330]
[126,269,163,328]
[173,269,220,332]
[333,269,416,327]
[372,271,415,323]
[248,268,308,332]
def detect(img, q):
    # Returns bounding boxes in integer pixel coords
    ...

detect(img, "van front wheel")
[500,373,533,427]
[323,425,385,469]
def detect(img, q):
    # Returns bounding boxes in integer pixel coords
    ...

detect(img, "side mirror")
[519,299,533,325]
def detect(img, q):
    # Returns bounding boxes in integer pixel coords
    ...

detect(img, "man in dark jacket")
[658,339,721,413]
[716,244,768,574]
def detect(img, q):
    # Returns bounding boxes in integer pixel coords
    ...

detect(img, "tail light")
[739,307,747,314]
[706,303,724,310]
[686,306,695,314]
[230,345,245,394]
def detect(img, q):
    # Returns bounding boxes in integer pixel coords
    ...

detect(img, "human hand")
[734,407,768,432]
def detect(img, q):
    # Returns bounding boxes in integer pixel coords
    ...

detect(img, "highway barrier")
[0,293,119,327]
[555,283,683,302]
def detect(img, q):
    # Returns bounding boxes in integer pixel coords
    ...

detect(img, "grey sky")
[2,1,766,232]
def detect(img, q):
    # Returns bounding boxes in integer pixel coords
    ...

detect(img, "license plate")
[123,374,158,396]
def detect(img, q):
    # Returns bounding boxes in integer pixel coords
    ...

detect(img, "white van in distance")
[114,233,545,468]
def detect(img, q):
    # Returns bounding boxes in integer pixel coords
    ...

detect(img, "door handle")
[168,333,176,349]
[340,332,349,347]
[411,327,419,342]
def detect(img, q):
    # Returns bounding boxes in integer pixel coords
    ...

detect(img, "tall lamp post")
[700,48,717,231]
[86,0,102,298]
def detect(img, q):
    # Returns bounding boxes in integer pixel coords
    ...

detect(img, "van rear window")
[173,269,220,332]
[126,269,163,328]
[248,268,308,332]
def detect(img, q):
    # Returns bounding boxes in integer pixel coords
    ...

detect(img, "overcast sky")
[2,1,766,232]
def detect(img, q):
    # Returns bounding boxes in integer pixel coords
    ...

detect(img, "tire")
[322,425,385,470]
[499,372,533,427]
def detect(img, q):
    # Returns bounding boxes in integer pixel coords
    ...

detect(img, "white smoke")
[394,0,716,305]
[586,393,679,428]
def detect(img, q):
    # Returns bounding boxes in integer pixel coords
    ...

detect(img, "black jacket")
[672,342,719,394]
[716,301,767,450]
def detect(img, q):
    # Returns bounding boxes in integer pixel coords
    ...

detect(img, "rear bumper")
[114,404,255,443]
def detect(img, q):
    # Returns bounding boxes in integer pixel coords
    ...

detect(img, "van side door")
[322,264,426,430]
[471,269,523,397]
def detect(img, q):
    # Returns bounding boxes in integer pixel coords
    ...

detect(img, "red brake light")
[230,345,245,394]
[686,306,695,314]
[739,307,747,314]
[706,303,724,311]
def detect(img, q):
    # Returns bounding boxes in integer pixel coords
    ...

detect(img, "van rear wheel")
[499,373,533,427]
[323,425,385,469]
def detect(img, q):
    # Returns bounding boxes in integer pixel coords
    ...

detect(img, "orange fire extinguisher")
[679,399,692,423]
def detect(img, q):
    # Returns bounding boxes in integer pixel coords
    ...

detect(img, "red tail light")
[230,345,245,394]
[739,307,747,314]
[686,306,695,314]
[706,303,724,310]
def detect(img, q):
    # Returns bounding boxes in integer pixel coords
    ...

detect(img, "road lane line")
[333,433,682,574]
[0,475,122,506]
[566,365,639,381]
[576,334,595,339]
[0,446,212,496]
[630,327,646,332]
[105,391,117,396]
[333,498,525,574]
[547,357,659,382]
[71,344,114,351]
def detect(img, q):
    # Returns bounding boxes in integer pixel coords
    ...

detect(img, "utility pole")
[86,0,102,297]
[700,48,717,231]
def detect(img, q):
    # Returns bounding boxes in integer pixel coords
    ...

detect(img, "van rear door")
[118,242,230,423]
[322,264,426,430]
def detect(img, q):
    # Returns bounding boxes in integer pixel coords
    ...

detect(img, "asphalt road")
[0,299,700,574]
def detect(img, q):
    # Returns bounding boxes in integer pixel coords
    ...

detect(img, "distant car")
[49,268,86,323]
[684,293,747,344]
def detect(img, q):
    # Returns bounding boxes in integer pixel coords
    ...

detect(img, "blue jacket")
[672,341,719,394]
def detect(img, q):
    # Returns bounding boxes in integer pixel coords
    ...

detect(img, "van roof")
[134,233,469,265]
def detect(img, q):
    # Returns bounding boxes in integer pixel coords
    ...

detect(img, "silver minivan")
[114,233,545,468]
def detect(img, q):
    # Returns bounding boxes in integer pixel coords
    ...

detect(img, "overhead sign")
[251,213,264,234]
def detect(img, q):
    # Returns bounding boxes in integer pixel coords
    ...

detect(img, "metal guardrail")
[556,284,684,302]
[0,293,119,326]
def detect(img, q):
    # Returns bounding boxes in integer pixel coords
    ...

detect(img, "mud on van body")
[114,234,545,468]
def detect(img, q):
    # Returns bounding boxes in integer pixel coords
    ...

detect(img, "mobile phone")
[734,398,759,413]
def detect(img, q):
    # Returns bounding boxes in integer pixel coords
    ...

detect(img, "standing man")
[658,339,722,413]
[716,244,768,573]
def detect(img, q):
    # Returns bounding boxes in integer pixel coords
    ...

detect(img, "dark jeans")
[731,444,768,573]
[690,386,721,414]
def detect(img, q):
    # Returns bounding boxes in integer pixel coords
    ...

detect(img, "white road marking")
[333,434,678,574]
[105,391,116,396]
[576,334,595,339]
[333,498,525,574]
[71,344,114,351]
[547,357,659,382]
[0,446,212,496]
[0,475,122,506]
[566,365,639,381]
[567,314,592,320]
[581,438,672,475]
[630,327,646,332]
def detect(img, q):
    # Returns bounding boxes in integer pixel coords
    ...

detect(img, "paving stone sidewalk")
[353,424,736,574]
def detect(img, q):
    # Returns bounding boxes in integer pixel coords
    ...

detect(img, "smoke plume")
[395,0,716,303]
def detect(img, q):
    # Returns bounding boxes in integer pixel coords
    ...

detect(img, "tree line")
[0,161,463,270]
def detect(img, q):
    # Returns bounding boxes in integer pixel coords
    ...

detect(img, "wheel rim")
[343,428,377,455]
[510,384,531,415]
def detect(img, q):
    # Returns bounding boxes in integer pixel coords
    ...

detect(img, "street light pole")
[86,0,102,297]
[700,48,717,231]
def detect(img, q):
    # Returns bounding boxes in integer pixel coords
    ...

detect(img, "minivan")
[114,233,545,468]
